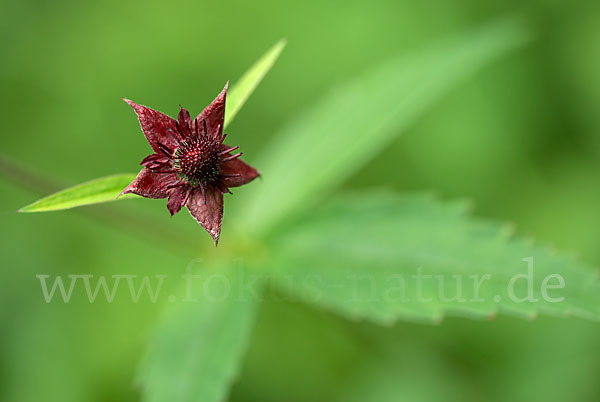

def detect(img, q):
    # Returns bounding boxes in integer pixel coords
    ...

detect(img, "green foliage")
[138,265,262,402]
[224,39,287,128]
[131,18,600,402]
[10,13,600,402]
[236,18,531,235]
[263,193,600,324]
[18,174,136,213]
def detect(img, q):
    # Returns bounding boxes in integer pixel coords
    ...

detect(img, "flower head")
[121,83,259,244]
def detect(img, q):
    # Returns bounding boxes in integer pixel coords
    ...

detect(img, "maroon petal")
[124,99,179,154]
[186,185,223,244]
[221,157,260,187]
[194,82,227,139]
[167,184,191,216]
[120,168,178,199]
[177,106,192,138]
[140,153,170,169]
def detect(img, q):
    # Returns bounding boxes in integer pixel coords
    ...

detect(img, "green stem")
[0,152,203,257]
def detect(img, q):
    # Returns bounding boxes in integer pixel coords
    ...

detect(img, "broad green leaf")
[18,174,136,213]
[262,193,600,324]
[138,265,263,402]
[225,38,287,128]
[237,18,531,236]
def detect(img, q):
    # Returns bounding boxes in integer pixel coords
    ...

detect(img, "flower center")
[174,137,221,185]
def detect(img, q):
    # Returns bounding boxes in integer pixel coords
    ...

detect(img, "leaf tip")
[17,203,33,213]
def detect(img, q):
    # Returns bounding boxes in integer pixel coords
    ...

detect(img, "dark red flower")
[121,83,259,244]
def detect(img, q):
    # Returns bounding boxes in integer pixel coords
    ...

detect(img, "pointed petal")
[124,99,179,154]
[140,153,170,169]
[220,144,259,187]
[120,168,178,199]
[177,106,192,138]
[167,184,190,216]
[221,158,260,187]
[186,185,223,244]
[194,82,228,139]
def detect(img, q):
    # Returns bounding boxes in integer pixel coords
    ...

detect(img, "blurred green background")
[2,0,600,401]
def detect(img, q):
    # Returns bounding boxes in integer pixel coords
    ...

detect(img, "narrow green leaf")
[18,174,137,213]
[236,18,531,236]
[138,265,262,402]
[225,38,287,128]
[263,193,600,324]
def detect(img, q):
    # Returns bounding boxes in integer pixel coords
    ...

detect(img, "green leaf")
[18,174,137,213]
[236,18,531,236]
[138,265,263,402]
[224,38,287,128]
[262,192,600,324]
